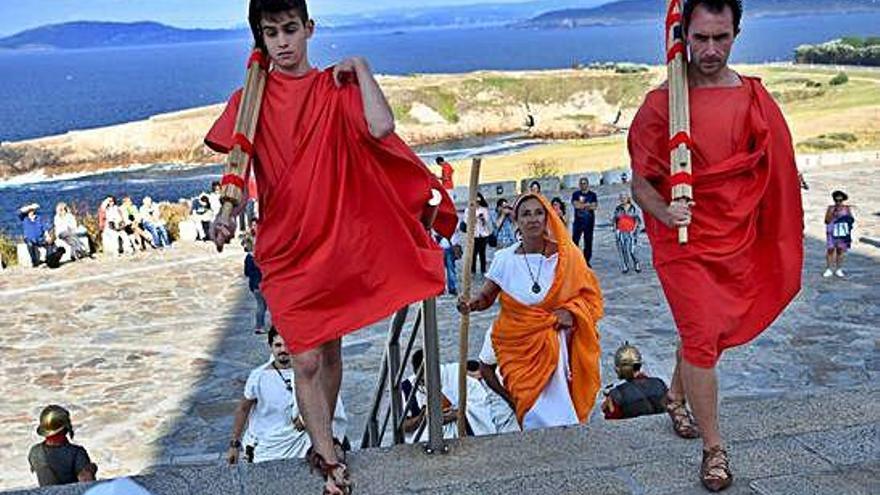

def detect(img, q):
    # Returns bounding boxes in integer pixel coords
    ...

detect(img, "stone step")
[7,386,878,495]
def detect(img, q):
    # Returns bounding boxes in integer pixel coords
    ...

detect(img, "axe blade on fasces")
[665,0,693,245]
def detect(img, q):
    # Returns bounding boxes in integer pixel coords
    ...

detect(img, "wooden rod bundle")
[457,157,482,438]
[665,0,693,245]
[218,50,268,221]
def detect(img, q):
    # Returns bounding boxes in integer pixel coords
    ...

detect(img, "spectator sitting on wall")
[192,195,215,242]
[19,203,55,267]
[53,202,90,260]
[120,196,152,250]
[101,197,135,255]
[139,197,171,248]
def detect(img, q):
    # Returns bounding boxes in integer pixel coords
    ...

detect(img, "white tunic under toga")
[486,242,579,430]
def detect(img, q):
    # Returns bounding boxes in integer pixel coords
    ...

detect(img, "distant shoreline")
[3,62,879,183]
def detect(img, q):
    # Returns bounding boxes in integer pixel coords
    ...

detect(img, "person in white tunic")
[458,194,604,430]
[227,328,347,464]
[401,350,496,441]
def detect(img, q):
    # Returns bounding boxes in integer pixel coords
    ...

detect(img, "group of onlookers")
[98,195,172,256]
[435,176,647,292]
[18,202,92,268]
[14,194,173,268]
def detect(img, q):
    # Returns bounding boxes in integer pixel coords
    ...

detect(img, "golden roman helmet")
[614,341,643,380]
[36,405,73,438]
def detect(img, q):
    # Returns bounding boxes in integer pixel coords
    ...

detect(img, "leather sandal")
[665,395,701,439]
[701,445,733,492]
[306,447,352,495]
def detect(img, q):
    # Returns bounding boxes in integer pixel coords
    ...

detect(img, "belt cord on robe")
[457,157,482,438]
[218,49,268,230]
[665,0,693,245]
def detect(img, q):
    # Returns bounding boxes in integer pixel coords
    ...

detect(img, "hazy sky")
[0,0,539,37]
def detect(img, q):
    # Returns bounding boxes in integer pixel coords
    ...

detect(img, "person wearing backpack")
[824,190,855,278]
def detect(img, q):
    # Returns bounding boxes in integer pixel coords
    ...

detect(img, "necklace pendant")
[531,282,541,294]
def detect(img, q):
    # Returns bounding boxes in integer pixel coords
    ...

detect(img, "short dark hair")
[248,0,310,52]
[832,190,848,202]
[529,180,541,191]
[268,326,279,346]
[435,156,444,164]
[683,0,743,35]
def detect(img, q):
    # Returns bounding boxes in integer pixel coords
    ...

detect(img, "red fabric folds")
[628,77,803,368]
[206,67,457,352]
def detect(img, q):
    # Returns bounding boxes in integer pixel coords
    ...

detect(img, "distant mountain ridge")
[524,0,880,28]
[0,1,602,50]
[0,21,247,50]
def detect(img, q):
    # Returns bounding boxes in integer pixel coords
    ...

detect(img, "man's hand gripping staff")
[212,50,269,252]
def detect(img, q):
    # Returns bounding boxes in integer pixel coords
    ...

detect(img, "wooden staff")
[457,157,482,438]
[666,0,693,245]
[217,49,268,233]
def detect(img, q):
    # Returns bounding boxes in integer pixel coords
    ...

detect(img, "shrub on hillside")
[526,159,562,179]
[0,230,19,268]
[160,202,191,242]
[829,72,849,86]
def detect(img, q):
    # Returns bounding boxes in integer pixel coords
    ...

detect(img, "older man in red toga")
[206,1,455,493]
[628,0,803,491]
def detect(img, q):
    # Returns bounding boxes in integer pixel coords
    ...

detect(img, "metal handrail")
[360,298,446,454]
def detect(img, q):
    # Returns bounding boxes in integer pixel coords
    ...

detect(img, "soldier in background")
[28,405,97,486]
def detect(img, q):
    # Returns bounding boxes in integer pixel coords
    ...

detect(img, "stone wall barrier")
[520,176,562,194]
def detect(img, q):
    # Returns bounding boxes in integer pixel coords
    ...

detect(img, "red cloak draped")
[628,76,803,368]
[206,67,457,352]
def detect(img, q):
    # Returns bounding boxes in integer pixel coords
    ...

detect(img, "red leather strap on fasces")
[670,172,693,187]
[233,133,254,156]
[668,131,691,152]
[247,50,269,70]
[666,0,682,31]
[221,174,245,190]
[666,42,686,63]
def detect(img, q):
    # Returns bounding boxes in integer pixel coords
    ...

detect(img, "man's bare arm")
[480,363,514,408]
[334,57,395,139]
[227,398,256,464]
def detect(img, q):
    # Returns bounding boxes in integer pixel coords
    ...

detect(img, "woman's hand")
[552,309,574,331]
[456,295,472,314]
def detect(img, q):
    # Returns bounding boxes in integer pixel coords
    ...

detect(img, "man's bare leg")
[669,346,686,401]
[680,360,722,449]
[292,348,338,464]
[320,339,343,425]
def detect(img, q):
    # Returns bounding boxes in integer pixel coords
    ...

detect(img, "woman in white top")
[458,193,603,430]
[470,192,492,276]
[53,202,89,259]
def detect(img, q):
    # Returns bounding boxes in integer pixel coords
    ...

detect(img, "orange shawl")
[492,194,604,424]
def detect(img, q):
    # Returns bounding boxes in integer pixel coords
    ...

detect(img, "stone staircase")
[7,386,878,495]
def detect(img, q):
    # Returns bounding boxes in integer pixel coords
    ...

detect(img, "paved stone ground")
[0,160,877,492]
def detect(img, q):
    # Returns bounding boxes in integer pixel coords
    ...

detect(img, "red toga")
[206,67,456,352]
[628,76,803,368]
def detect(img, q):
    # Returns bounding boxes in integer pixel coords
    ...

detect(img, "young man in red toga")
[628,0,803,491]
[207,1,455,492]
